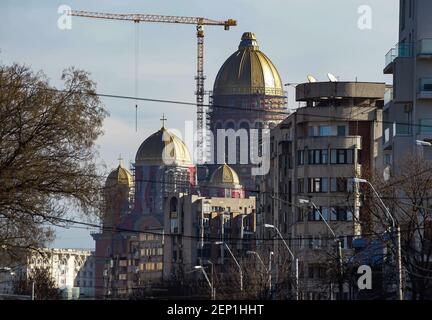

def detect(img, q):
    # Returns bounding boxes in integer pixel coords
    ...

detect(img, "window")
[308,207,324,221]
[337,126,346,136]
[319,126,332,136]
[297,178,304,193]
[321,207,329,221]
[308,149,329,165]
[329,207,353,221]
[297,150,304,165]
[330,149,354,164]
[330,178,348,192]
[308,178,328,193]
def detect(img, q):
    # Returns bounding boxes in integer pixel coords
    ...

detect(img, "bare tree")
[13,266,61,300]
[356,156,432,299]
[0,63,107,262]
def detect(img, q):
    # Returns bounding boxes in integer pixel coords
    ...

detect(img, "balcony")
[418,39,432,58]
[384,42,413,74]
[418,78,432,99]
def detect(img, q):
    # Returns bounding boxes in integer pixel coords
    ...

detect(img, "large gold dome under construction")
[213,32,284,96]
[135,127,192,166]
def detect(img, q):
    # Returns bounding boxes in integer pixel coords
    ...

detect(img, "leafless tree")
[0,63,107,263]
[13,266,61,300]
[355,156,432,299]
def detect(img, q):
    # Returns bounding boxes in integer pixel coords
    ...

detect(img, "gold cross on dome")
[160,114,167,127]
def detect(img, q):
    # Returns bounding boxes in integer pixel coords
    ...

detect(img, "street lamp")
[215,242,243,291]
[353,177,403,300]
[264,223,299,300]
[416,140,432,147]
[194,265,215,300]
[298,198,344,300]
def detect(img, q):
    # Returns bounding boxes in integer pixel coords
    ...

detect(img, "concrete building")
[258,81,385,299]
[383,0,432,171]
[164,164,256,282]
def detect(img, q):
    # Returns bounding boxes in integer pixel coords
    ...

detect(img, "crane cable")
[134,21,140,132]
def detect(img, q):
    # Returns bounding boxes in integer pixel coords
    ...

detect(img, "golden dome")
[213,32,284,96]
[106,164,132,187]
[135,127,192,166]
[210,163,241,186]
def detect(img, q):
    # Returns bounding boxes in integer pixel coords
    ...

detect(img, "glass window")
[347,149,353,163]
[297,178,304,193]
[321,207,329,221]
[297,150,304,165]
[321,178,329,192]
[330,207,338,221]
[337,125,346,136]
[322,149,328,164]
[319,126,332,136]
[337,149,346,163]
[315,150,320,164]
[331,149,337,164]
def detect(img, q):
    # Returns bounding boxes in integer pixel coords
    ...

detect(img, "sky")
[0,0,399,249]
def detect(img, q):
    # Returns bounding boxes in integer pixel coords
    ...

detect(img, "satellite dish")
[327,73,338,82]
[307,75,317,83]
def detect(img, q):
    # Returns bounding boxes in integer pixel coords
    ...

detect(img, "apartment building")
[383,0,432,171]
[163,193,256,281]
[258,81,385,299]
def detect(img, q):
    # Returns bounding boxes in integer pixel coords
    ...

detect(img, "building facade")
[11,248,95,299]
[163,164,256,285]
[258,81,385,299]
[383,0,432,171]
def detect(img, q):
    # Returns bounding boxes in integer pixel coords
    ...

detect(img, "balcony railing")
[385,42,413,68]
[418,39,432,55]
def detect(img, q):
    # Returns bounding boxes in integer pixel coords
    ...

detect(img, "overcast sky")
[0,0,399,249]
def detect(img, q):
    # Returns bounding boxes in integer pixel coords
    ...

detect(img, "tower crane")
[69,10,237,164]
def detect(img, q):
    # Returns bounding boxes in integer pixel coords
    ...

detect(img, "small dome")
[213,32,284,97]
[135,127,192,166]
[106,164,132,187]
[210,163,241,186]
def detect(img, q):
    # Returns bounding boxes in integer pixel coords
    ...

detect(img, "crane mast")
[69,10,236,165]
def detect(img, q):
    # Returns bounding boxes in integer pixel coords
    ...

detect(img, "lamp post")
[215,242,243,292]
[207,260,216,300]
[353,177,403,300]
[269,251,274,298]
[298,198,344,300]
[194,266,215,300]
[264,223,299,300]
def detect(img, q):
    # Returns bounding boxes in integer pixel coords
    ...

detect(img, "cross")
[118,154,123,166]
[160,113,167,127]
